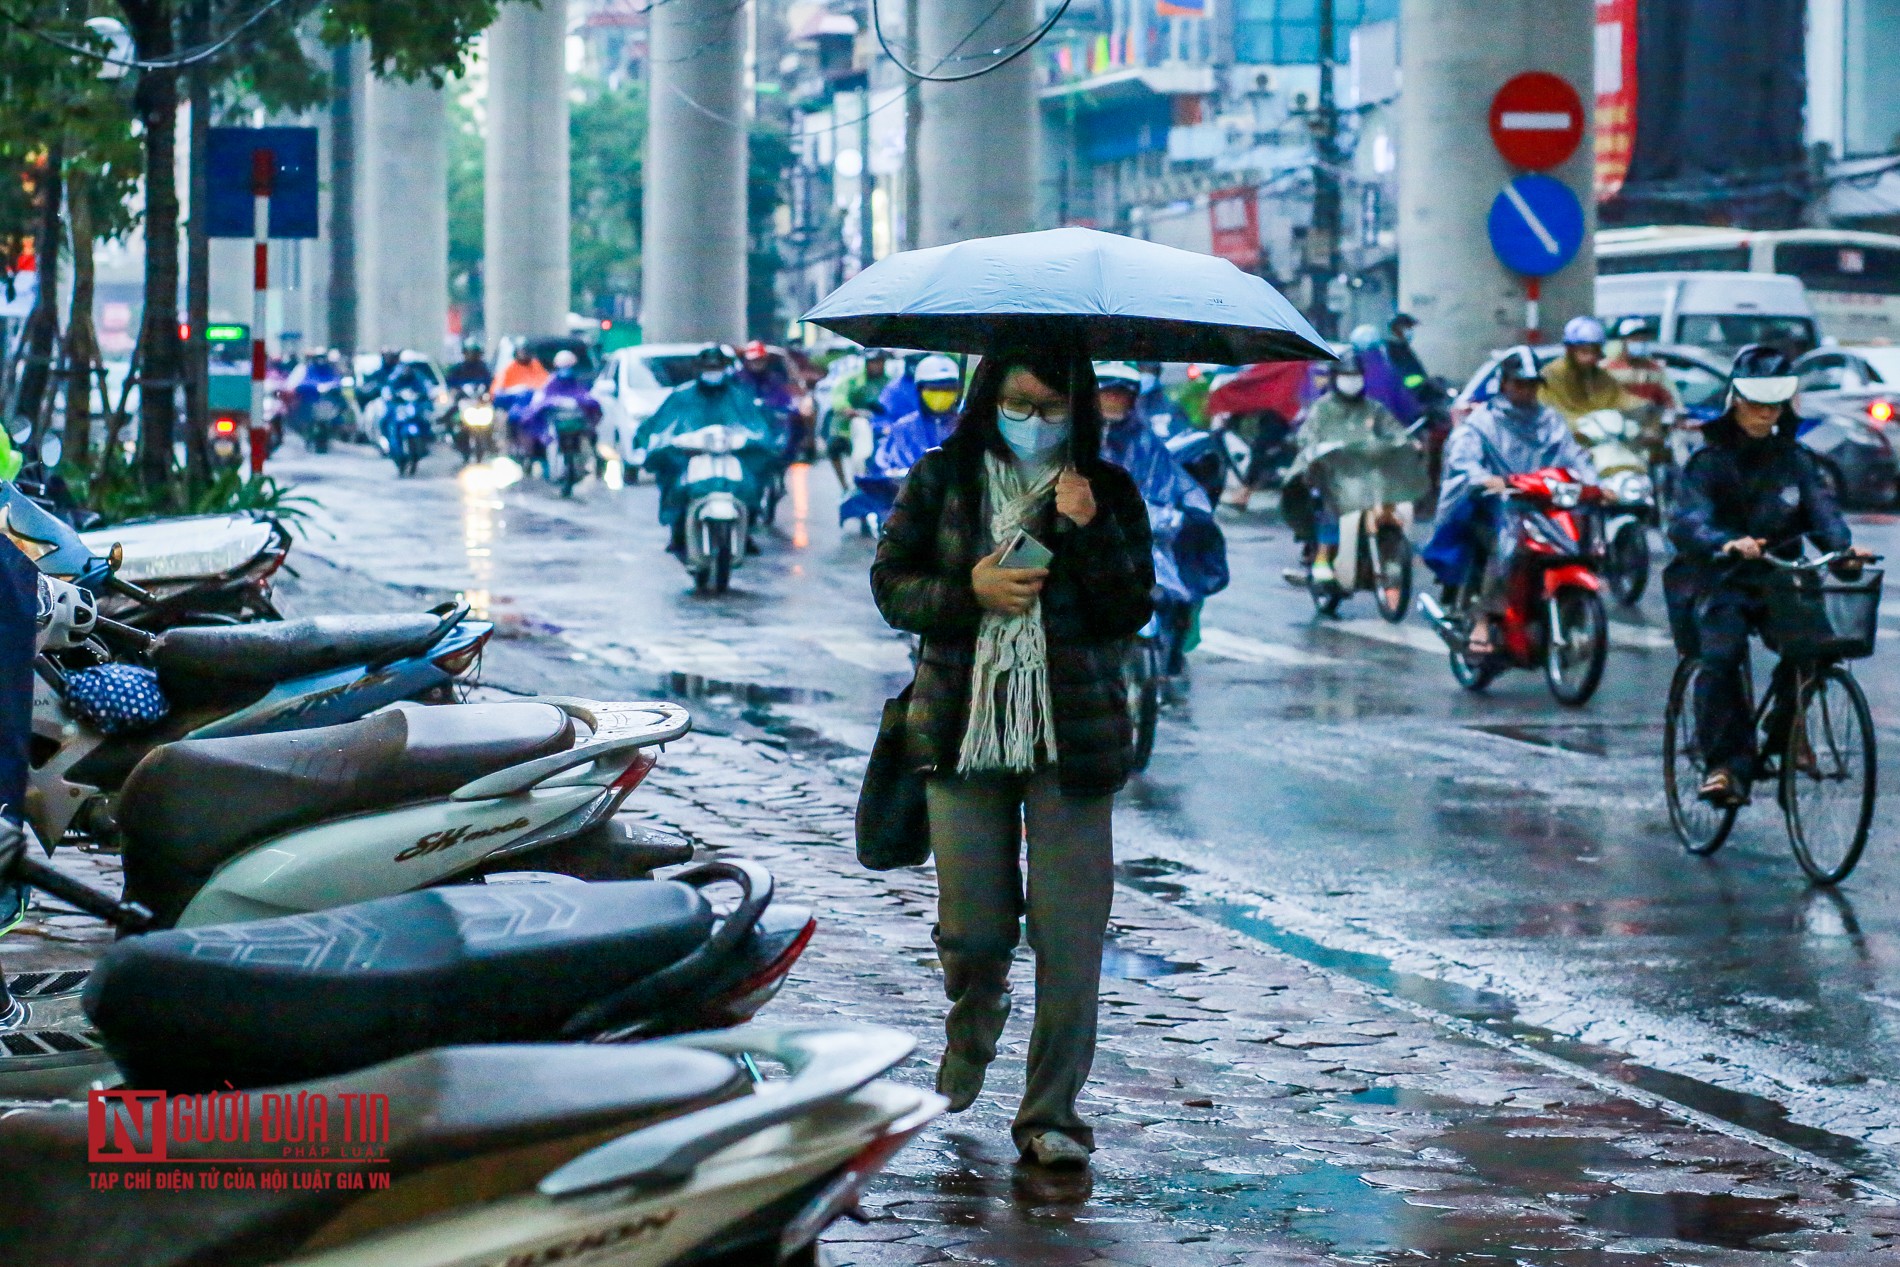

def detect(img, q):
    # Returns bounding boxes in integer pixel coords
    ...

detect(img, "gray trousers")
[927,768,1114,1150]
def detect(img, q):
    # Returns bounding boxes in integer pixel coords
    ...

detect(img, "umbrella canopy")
[802,227,1334,365]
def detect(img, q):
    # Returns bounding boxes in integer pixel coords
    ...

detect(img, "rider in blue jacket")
[840,355,963,532]
[1098,361,1228,672]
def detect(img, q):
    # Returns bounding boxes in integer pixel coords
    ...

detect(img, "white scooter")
[662,423,765,595]
[0,1024,940,1267]
[34,697,692,931]
[1573,408,1657,605]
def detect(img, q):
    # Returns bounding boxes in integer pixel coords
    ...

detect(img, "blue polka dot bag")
[64,665,170,735]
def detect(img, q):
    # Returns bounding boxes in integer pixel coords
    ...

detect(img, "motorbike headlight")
[464,404,494,428]
[1548,480,1581,509]
[1611,471,1653,504]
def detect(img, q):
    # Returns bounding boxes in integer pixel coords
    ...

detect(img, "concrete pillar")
[643,0,747,342]
[357,73,448,355]
[486,0,571,343]
[917,0,1039,245]
[1397,0,1595,376]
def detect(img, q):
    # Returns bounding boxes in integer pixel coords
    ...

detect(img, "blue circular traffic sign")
[1486,173,1585,278]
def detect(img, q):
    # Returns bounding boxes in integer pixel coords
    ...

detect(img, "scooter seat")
[0,1043,746,1267]
[87,880,716,1090]
[118,703,577,926]
[152,612,447,697]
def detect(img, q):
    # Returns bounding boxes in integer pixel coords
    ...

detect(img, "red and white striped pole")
[249,148,274,476]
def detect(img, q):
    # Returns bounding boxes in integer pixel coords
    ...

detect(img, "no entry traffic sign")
[1487,173,1585,278]
[1489,72,1585,171]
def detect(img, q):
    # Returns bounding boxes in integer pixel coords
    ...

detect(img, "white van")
[1596,271,1819,359]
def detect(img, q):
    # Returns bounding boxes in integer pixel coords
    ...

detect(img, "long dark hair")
[946,349,1105,474]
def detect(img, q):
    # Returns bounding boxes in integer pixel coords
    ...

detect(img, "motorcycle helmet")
[740,339,769,363]
[1496,346,1542,384]
[695,344,732,386]
[1728,344,1799,404]
[462,337,483,354]
[1094,361,1142,393]
[552,349,578,371]
[1348,324,1382,352]
[1562,315,1606,346]
[916,354,962,415]
[1331,349,1366,398]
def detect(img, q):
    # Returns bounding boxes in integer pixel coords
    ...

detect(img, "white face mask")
[1334,374,1365,397]
[997,404,1071,461]
[698,369,728,387]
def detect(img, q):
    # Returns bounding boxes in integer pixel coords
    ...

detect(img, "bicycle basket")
[1763,567,1884,661]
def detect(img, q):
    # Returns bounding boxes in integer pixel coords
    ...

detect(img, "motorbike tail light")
[778,1092,938,1260]
[611,747,659,793]
[1870,400,1894,426]
[432,636,487,679]
[213,416,238,435]
[709,916,817,1021]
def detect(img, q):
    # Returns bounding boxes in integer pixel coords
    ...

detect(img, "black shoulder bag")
[855,681,930,869]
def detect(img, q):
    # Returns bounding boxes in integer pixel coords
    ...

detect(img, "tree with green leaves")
[2,0,526,499]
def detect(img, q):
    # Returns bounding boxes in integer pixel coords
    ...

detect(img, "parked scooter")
[1417,467,1611,707]
[27,697,692,930]
[4,481,289,629]
[655,424,769,595]
[0,833,800,1097]
[1572,407,1657,605]
[1,1004,936,1267]
[29,602,492,845]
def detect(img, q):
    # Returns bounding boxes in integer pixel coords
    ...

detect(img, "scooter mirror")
[108,542,124,575]
[38,434,62,469]
[8,417,29,443]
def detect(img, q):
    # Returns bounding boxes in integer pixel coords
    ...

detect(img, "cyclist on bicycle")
[1664,344,1869,806]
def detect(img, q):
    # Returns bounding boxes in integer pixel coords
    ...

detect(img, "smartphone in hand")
[999,530,1054,570]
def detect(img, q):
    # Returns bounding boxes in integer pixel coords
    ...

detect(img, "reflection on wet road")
[278,444,1900,1173]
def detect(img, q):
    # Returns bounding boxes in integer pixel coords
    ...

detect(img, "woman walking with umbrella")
[808,227,1331,1167]
[870,348,1153,1167]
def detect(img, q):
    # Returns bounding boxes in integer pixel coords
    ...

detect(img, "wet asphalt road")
[270,442,1900,1177]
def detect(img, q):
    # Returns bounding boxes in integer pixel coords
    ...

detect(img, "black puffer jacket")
[1662,409,1852,648]
[871,424,1154,795]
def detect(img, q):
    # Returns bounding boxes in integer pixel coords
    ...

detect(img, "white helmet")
[1095,361,1142,391]
[914,354,960,386]
[552,349,578,370]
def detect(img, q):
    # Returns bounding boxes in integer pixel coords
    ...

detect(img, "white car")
[594,343,721,476]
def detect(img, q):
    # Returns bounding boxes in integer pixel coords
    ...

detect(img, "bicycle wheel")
[1663,658,1740,856]
[1783,664,1877,885]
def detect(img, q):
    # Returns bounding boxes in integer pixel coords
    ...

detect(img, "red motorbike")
[1418,466,1611,707]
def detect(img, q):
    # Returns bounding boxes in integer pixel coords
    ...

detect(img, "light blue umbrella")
[802,227,1332,364]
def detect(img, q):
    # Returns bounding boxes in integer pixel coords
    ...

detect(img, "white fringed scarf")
[957,451,1061,774]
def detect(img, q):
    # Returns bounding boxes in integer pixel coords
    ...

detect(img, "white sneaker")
[1023,1130,1091,1168]
[1310,562,1336,585]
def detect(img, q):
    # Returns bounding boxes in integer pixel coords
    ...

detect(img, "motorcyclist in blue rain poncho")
[839,354,962,533]
[1098,362,1228,672]
[637,345,781,555]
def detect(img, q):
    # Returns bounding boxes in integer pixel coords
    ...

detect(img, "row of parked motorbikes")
[0,479,942,1266]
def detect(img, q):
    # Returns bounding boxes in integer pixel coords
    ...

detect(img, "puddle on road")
[1470,720,1658,757]
[1582,1190,1806,1247]
[1100,945,1199,981]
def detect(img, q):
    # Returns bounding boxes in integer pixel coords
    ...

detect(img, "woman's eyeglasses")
[998,400,1072,423]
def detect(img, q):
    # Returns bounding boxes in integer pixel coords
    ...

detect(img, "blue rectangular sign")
[206,126,320,239]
